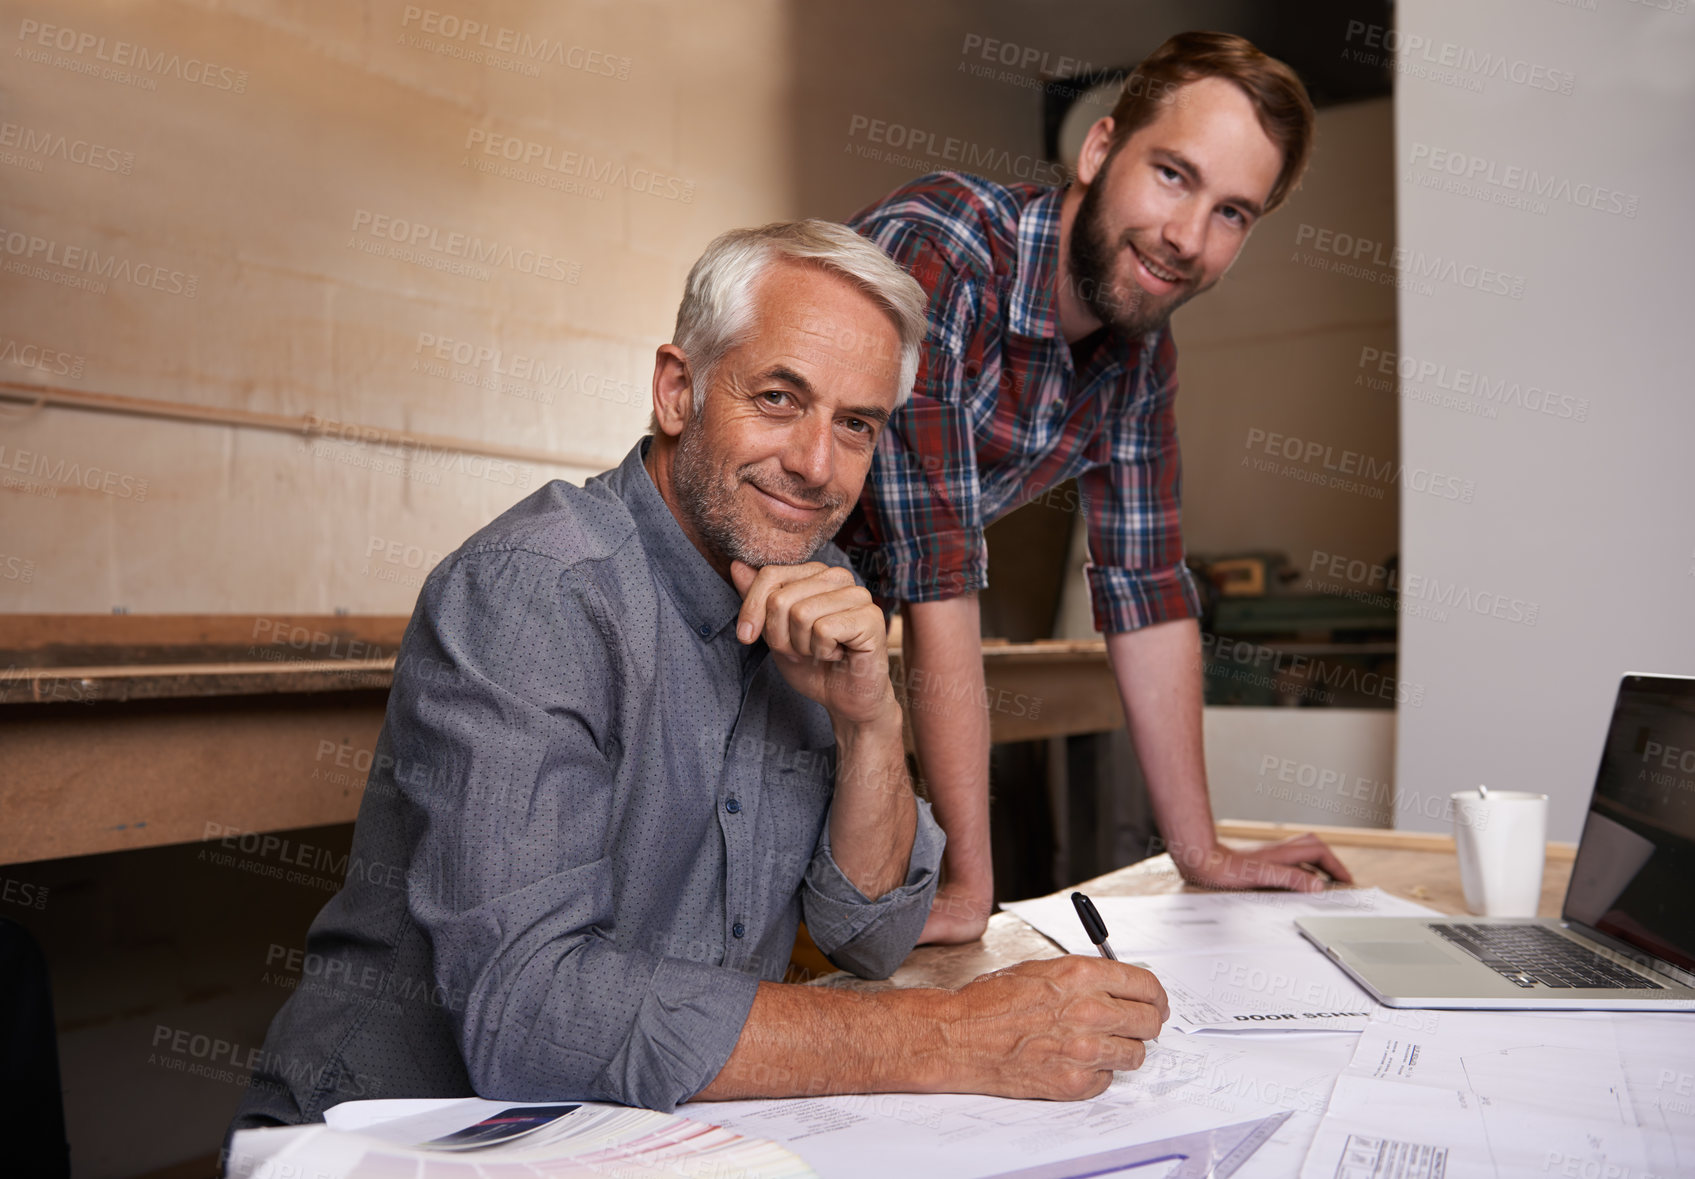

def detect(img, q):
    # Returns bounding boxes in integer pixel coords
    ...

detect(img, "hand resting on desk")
[1167,832,1355,894]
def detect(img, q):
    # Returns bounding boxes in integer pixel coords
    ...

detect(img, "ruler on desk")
[982,1110,1292,1179]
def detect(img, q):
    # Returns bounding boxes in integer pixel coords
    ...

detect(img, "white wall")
[1394,1,1695,839]
[1204,707,1395,828]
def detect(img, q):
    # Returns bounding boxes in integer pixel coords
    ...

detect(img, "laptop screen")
[1563,674,1695,974]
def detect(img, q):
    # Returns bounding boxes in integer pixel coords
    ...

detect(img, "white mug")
[1451,788,1548,917]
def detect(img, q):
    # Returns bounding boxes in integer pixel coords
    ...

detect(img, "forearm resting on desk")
[902,594,995,941]
[1107,619,1353,891]
[693,955,1170,1103]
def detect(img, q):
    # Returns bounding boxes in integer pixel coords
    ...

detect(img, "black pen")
[1070,891,1118,961]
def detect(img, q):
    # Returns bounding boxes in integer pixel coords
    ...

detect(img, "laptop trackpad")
[1343,941,1457,965]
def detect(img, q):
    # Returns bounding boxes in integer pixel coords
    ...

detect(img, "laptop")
[1296,672,1695,1010]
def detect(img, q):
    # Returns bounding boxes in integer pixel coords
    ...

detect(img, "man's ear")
[1075,116,1116,188]
[651,344,694,439]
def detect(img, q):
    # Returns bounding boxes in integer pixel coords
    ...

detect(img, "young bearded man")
[839,32,1355,943]
[226,222,1168,1153]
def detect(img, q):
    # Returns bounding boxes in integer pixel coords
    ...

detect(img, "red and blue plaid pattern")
[835,171,1202,634]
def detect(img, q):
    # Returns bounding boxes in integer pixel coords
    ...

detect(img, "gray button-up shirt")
[230,439,943,1134]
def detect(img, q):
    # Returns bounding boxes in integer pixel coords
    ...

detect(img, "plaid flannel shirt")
[837,171,1202,634]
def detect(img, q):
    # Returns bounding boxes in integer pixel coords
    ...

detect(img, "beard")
[1068,168,1204,339]
[670,419,850,570]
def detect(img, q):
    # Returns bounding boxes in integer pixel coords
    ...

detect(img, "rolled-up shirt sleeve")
[1077,333,1204,634]
[392,548,758,1112]
[801,797,944,979]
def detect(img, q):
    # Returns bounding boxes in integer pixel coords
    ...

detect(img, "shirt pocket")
[754,744,835,897]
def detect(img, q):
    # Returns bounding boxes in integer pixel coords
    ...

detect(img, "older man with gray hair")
[228,221,1167,1141]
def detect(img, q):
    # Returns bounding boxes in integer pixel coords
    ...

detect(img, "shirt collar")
[1007,185,1145,378]
[613,437,744,642]
[1007,186,1065,341]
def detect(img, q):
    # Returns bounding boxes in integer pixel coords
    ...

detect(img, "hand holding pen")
[1071,892,1118,961]
[943,893,1169,1099]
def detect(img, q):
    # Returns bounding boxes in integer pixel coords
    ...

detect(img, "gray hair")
[672,220,928,413]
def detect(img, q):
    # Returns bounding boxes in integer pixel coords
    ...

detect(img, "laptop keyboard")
[1431,923,1664,989]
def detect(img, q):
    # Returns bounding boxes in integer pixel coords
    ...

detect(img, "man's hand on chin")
[731,558,918,903]
[729,559,898,729]
[1168,833,1354,893]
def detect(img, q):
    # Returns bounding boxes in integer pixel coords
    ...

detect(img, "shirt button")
[732,922,746,939]
[724,798,741,814]
[697,623,712,638]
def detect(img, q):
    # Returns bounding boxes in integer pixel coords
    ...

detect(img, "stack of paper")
[1001,888,1440,1032]
[1299,1007,1695,1178]
[227,1097,818,1178]
[698,1026,1358,1177]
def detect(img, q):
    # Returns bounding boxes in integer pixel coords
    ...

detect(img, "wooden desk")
[0,614,1121,864]
[822,823,1578,993]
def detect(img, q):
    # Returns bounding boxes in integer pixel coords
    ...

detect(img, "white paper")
[1001,887,1439,958]
[694,1026,1360,1178]
[322,1095,471,1132]
[1135,944,1381,1033]
[1298,1007,1695,1178]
